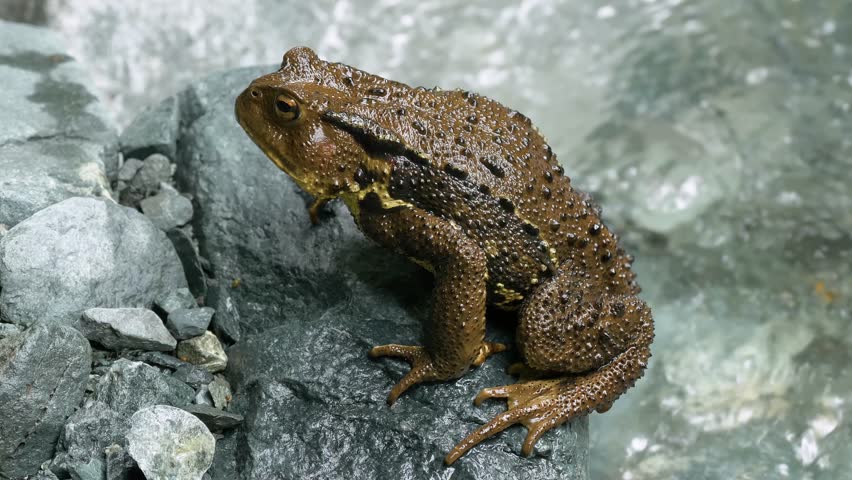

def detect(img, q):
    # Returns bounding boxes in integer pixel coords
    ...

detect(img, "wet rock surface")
[0,19,117,229]
[174,68,589,479]
[0,325,91,478]
[127,405,215,480]
[0,197,187,329]
[81,308,177,351]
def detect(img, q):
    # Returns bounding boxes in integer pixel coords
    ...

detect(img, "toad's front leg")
[358,199,506,404]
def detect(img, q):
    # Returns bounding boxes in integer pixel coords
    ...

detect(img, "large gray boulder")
[0,19,117,228]
[154,67,588,479]
[0,197,188,329]
[0,325,91,478]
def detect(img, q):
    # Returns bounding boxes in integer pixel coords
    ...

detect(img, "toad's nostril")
[250,89,261,98]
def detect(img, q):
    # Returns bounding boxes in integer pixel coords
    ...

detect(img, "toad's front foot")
[369,344,438,405]
[369,341,506,405]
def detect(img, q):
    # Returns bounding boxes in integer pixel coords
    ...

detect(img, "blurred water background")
[4,1,851,478]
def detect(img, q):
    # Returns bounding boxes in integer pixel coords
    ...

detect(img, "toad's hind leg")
[445,270,654,464]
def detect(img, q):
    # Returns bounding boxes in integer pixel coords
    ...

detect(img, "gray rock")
[194,385,213,406]
[207,375,231,410]
[183,405,244,432]
[129,351,187,370]
[166,228,208,299]
[129,153,172,195]
[154,288,197,316]
[94,359,195,417]
[0,20,118,228]
[51,401,127,480]
[206,432,237,480]
[0,325,91,479]
[116,158,144,182]
[140,188,194,231]
[120,95,180,160]
[127,405,215,480]
[81,308,177,352]
[168,68,588,478]
[166,307,214,340]
[206,284,241,345]
[0,197,187,329]
[33,462,61,480]
[177,331,227,373]
[0,322,23,339]
[173,364,214,388]
[104,444,134,480]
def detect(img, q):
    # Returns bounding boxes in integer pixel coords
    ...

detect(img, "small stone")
[130,153,172,194]
[117,158,144,182]
[177,331,228,373]
[140,189,194,231]
[0,322,23,339]
[207,285,241,345]
[0,325,91,478]
[95,359,195,417]
[120,95,180,161]
[194,385,213,406]
[183,405,244,431]
[174,364,215,388]
[167,228,208,298]
[155,288,197,315]
[208,375,232,409]
[130,351,188,370]
[167,307,214,340]
[33,462,60,480]
[127,405,215,480]
[81,308,177,351]
[104,444,134,480]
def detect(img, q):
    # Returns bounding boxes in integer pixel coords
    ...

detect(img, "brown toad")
[235,47,654,464]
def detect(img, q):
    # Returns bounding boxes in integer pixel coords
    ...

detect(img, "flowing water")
[21,0,852,478]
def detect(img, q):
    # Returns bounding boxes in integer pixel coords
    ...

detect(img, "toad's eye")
[274,95,300,121]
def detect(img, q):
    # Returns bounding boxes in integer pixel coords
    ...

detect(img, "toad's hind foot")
[445,342,651,465]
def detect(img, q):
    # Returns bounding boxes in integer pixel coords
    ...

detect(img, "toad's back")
[278,54,639,307]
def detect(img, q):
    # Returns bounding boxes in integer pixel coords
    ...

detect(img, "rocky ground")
[0,18,588,480]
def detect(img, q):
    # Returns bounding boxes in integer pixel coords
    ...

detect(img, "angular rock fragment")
[166,307,214,340]
[140,187,194,231]
[80,308,177,351]
[183,405,244,431]
[177,331,228,373]
[173,364,214,388]
[154,287,197,316]
[167,228,208,299]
